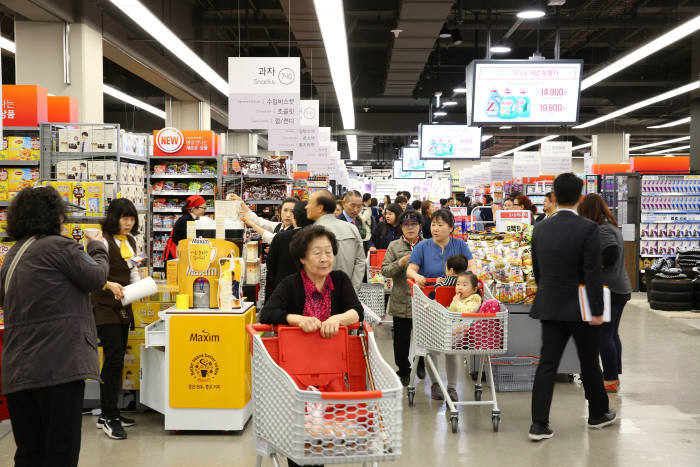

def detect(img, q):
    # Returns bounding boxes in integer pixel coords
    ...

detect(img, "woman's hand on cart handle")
[369,246,377,252]
[320,315,341,338]
[286,314,322,333]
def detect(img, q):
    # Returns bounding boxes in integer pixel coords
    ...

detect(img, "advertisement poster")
[513,151,540,178]
[153,128,216,157]
[469,60,582,125]
[420,124,481,159]
[401,147,444,171]
[540,141,572,175]
[393,160,426,179]
[228,57,300,129]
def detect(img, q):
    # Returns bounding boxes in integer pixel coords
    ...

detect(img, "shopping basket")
[366,250,392,292]
[358,283,386,326]
[247,322,402,466]
[406,279,508,433]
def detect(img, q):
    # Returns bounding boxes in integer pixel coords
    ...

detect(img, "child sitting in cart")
[430,254,469,299]
[448,271,482,314]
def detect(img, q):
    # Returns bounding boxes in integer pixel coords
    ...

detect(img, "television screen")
[419,124,482,159]
[393,160,426,179]
[401,147,445,171]
[467,59,583,125]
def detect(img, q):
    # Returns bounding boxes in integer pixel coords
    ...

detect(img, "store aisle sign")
[491,158,513,182]
[419,124,481,159]
[228,57,300,129]
[495,210,532,232]
[513,151,540,178]
[540,141,572,175]
[467,60,583,125]
[153,129,216,157]
[301,100,319,127]
[584,152,592,175]
[2,85,48,127]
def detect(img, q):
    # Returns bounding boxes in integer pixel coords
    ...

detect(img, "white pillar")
[15,21,104,122]
[592,133,630,164]
[226,132,258,155]
[165,99,211,130]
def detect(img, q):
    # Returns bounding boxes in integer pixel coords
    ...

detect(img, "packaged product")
[67,129,81,152]
[0,182,7,200]
[177,162,189,174]
[0,208,7,232]
[173,182,187,191]
[84,182,104,216]
[200,182,216,193]
[153,164,166,175]
[202,164,216,174]
[0,168,7,181]
[657,223,668,238]
[166,164,178,174]
[122,364,140,390]
[188,181,202,192]
[49,181,72,203]
[152,181,166,192]
[71,182,87,209]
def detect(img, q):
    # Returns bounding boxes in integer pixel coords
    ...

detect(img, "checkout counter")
[139,236,256,431]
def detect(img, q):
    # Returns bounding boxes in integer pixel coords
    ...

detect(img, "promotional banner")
[468,60,583,125]
[513,151,540,178]
[490,158,513,182]
[228,57,300,129]
[540,141,573,175]
[153,128,216,157]
[402,147,444,171]
[419,124,481,159]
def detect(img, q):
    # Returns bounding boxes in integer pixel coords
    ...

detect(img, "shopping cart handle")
[246,324,273,337]
[461,313,498,318]
[320,390,382,400]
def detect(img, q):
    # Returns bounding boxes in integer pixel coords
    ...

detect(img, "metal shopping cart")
[247,323,403,466]
[358,283,386,326]
[406,279,508,433]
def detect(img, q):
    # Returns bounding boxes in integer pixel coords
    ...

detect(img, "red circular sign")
[155,127,185,153]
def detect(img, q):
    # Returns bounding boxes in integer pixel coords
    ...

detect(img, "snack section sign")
[228,57,300,129]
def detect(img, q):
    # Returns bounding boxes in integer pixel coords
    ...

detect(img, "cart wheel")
[470,371,478,381]
[407,388,415,407]
[450,416,458,433]
[492,415,500,432]
[474,389,482,401]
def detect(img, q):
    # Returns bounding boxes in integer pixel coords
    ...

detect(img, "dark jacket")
[369,222,399,249]
[92,233,137,327]
[530,210,604,321]
[422,217,432,239]
[172,211,194,247]
[260,270,363,325]
[265,227,301,297]
[0,235,109,394]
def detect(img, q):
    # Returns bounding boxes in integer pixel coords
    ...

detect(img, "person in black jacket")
[260,225,363,338]
[162,195,207,260]
[528,173,615,442]
[265,201,313,298]
[369,203,402,250]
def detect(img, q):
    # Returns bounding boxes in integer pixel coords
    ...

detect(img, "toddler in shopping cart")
[430,254,469,299]
[447,271,482,314]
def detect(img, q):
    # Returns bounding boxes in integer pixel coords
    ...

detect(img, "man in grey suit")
[306,190,365,291]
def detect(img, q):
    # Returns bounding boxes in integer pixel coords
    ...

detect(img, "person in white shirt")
[229,194,297,244]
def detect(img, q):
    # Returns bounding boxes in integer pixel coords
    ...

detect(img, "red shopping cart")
[247,323,402,466]
[0,327,8,422]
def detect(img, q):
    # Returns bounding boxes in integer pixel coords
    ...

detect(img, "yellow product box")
[49,181,72,203]
[166,260,179,288]
[128,327,145,339]
[0,208,7,232]
[123,339,143,366]
[9,180,35,191]
[30,137,40,159]
[0,168,7,181]
[122,364,140,390]
[70,182,87,210]
[7,136,30,150]
[84,182,104,217]
[8,191,18,200]
[132,302,161,327]
[7,168,35,181]
[7,148,32,161]
[66,223,101,246]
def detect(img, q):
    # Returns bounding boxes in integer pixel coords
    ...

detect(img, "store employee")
[163,195,207,260]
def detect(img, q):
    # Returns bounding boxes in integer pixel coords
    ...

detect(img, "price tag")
[505,221,526,234]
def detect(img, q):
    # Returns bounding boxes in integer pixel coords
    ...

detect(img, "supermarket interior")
[0,0,700,466]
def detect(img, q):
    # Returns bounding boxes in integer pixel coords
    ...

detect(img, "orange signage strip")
[630,156,689,174]
[47,96,79,123]
[592,163,631,175]
[2,85,48,127]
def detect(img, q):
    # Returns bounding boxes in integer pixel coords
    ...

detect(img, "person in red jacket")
[163,195,207,261]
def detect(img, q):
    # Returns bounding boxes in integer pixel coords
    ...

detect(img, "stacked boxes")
[0,136,40,160]
[0,167,40,202]
[57,126,118,153]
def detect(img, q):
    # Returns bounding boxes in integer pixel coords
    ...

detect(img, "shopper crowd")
[0,177,628,466]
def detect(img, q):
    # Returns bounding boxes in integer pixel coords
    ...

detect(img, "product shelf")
[150,174,217,179]
[51,152,148,163]
[642,210,700,214]
[151,191,216,196]
[153,208,214,213]
[246,200,283,205]
[152,227,172,233]
[4,126,40,131]
[0,202,9,208]
[0,160,40,167]
[641,192,700,196]
[641,254,677,258]
[0,232,8,238]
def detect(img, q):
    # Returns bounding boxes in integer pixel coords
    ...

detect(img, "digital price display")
[419,124,482,159]
[393,160,426,179]
[466,60,583,125]
[401,147,445,171]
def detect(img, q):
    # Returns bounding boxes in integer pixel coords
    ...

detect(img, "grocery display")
[222,154,293,206]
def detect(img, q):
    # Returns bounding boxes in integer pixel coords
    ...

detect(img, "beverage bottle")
[499,89,516,119]
[485,89,501,117]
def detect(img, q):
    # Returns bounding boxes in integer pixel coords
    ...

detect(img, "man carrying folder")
[528,173,616,441]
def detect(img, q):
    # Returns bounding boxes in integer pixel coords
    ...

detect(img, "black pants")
[531,320,609,426]
[98,323,129,419]
[600,300,626,381]
[6,380,85,467]
[393,317,413,377]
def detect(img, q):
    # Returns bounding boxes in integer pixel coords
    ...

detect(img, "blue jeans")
[600,300,626,381]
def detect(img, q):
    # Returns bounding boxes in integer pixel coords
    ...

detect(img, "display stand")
[141,304,255,431]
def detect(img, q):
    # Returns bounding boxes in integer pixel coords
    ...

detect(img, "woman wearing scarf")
[381,210,424,387]
[162,195,208,261]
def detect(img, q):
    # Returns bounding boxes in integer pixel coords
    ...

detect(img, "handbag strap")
[3,236,36,295]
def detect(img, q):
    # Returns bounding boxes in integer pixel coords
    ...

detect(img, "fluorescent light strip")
[581,15,700,90]
[433,111,447,117]
[647,117,691,129]
[481,135,493,142]
[103,84,166,119]
[493,135,559,158]
[572,142,592,150]
[644,144,691,155]
[346,135,358,160]
[453,88,468,93]
[110,0,227,95]
[629,135,690,151]
[573,81,700,129]
[313,0,355,130]
[0,37,15,53]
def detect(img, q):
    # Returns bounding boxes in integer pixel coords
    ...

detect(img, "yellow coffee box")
[49,181,72,203]
[84,182,104,216]
[0,167,7,181]
[166,259,179,288]
[7,136,30,150]
[30,137,40,159]
[0,185,8,201]
[7,168,33,181]
[132,302,161,327]
[70,182,87,209]
[122,364,140,390]
[128,327,145,339]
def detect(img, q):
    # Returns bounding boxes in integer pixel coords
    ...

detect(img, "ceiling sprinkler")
[363,106,370,113]
[391,29,403,38]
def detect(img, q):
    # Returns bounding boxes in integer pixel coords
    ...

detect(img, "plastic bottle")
[485,89,501,117]
[516,90,531,118]
[499,89,516,119]
[218,265,233,311]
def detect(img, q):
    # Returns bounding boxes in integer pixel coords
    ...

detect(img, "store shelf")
[0,160,40,166]
[642,210,700,214]
[642,193,700,196]
[152,227,172,232]
[246,200,283,205]
[642,220,700,224]
[152,247,165,252]
[0,201,9,208]
[152,156,217,160]
[4,126,39,131]
[153,208,214,213]
[151,191,216,196]
[244,173,292,180]
[641,237,700,241]
[0,232,9,238]
[641,254,677,258]
[51,152,148,163]
[150,174,217,179]
[66,215,106,222]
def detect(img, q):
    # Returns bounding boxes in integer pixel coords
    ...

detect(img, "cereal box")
[71,182,87,209]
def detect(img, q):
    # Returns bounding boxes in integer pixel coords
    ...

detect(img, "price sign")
[495,210,531,232]
[505,221,526,235]
[491,158,513,182]
[513,151,540,178]
[540,141,572,175]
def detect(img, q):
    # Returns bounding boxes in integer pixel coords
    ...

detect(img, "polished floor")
[2,293,700,466]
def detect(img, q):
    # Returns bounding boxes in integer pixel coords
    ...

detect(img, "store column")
[591,133,629,165]
[690,33,700,174]
[227,132,258,156]
[165,98,211,130]
[14,21,103,122]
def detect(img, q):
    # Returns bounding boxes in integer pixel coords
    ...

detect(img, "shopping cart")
[0,327,8,423]
[366,249,393,292]
[406,279,508,433]
[358,283,386,326]
[247,322,402,466]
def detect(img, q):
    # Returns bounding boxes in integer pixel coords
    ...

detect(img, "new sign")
[153,128,216,157]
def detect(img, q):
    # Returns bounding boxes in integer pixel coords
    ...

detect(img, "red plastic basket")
[369,249,387,269]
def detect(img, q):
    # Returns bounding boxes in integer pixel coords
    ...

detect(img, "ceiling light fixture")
[581,15,700,90]
[313,0,356,159]
[493,135,559,158]
[443,101,458,106]
[439,25,452,39]
[433,111,447,117]
[517,8,546,20]
[346,135,358,160]
[490,45,512,54]
[644,144,691,155]
[571,142,592,150]
[481,135,493,142]
[0,36,16,54]
[629,136,690,151]
[110,0,228,95]
[453,87,468,93]
[573,81,700,129]
[647,117,691,129]
[103,84,166,119]
[499,126,513,129]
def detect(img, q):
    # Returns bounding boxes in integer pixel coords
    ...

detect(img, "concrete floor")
[2,293,700,466]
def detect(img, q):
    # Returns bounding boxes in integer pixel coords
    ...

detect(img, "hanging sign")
[267,130,299,151]
[153,129,216,157]
[540,141,572,175]
[583,152,592,175]
[513,151,540,178]
[491,158,513,182]
[2,85,48,127]
[228,57,300,129]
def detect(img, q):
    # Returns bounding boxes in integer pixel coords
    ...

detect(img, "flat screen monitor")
[419,124,482,159]
[467,59,583,125]
[393,160,426,179]
[401,147,445,171]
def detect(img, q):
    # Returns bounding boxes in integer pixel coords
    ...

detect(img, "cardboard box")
[128,327,145,339]
[30,137,40,159]
[122,364,140,390]
[58,129,69,152]
[103,161,117,181]
[132,302,161,327]
[49,181,72,203]
[104,128,117,152]
[87,160,103,180]
[67,129,80,152]
[70,182,87,209]
[84,182,103,216]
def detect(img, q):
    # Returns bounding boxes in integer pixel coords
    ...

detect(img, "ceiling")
[1,0,699,166]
